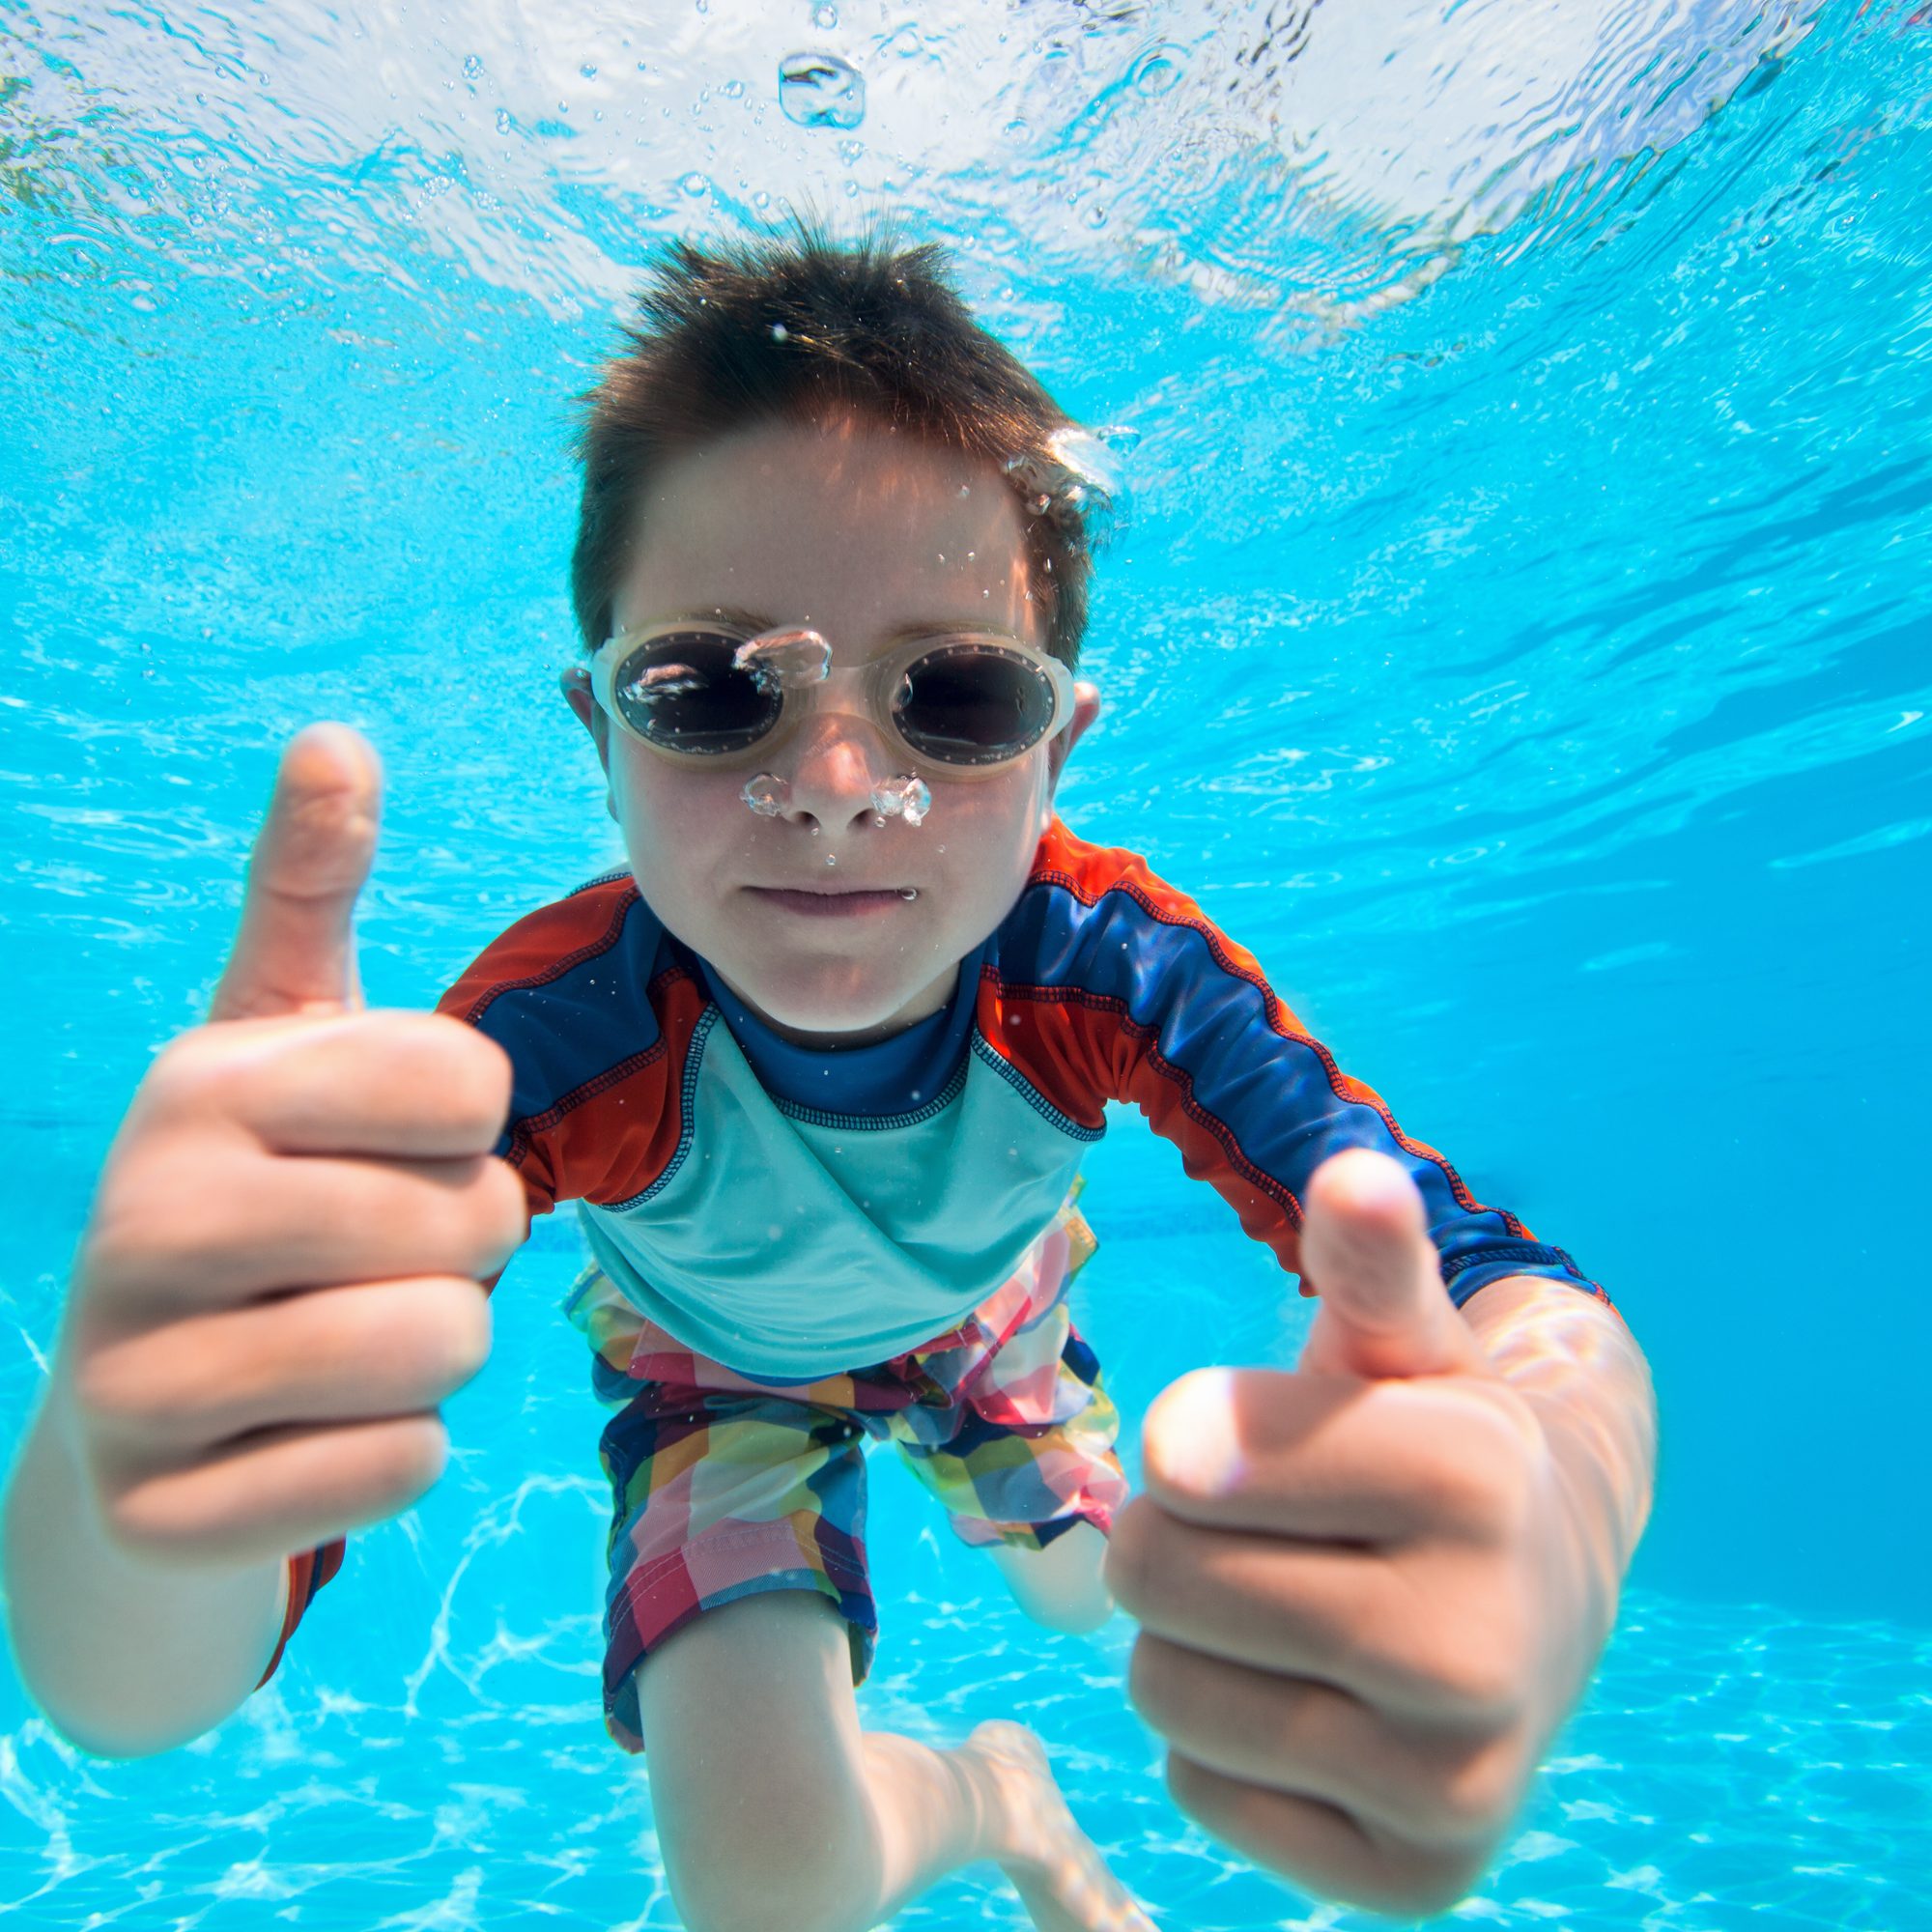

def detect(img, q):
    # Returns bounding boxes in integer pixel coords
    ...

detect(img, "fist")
[63,726,526,1568]
[1107,1151,1637,1915]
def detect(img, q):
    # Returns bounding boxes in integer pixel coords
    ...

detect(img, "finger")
[210,724,382,1023]
[86,1146,528,1314]
[1106,1497,1527,1722]
[1127,1633,1523,1847]
[74,1276,492,1454]
[98,1414,452,1567]
[1138,1366,1537,1544]
[1298,1149,1488,1380]
[1165,1753,1487,1918]
[146,1009,513,1160]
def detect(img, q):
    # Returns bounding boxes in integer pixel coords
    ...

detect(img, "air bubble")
[742,773,790,816]
[463,54,484,80]
[897,887,919,901]
[779,50,865,129]
[681,171,710,197]
[810,2,838,25]
[496,107,513,133]
[736,629,830,692]
[870,775,931,828]
[826,853,838,867]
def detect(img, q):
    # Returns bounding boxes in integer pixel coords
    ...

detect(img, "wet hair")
[571,224,1092,667]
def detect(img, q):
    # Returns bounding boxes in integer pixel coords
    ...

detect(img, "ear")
[1044,680,1101,801]
[560,667,618,821]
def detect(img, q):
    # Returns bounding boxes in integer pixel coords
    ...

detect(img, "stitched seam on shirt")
[1441,1242,1580,1280]
[969,1032,1106,1143]
[768,1056,970,1132]
[984,979,1293,1209]
[460,881,642,1023]
[501,960,695,1174]
[570,866,636,897]
[603,1005,718,1211]
[1019,869,1524,1236]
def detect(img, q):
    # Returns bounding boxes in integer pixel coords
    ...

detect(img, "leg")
[987,1520,1115,1634]
[636,1588,1152,1932]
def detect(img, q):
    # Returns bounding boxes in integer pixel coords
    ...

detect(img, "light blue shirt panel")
[577,1012,1097,1382]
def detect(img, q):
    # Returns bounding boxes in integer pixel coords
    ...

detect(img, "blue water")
[5,0,1932,1922]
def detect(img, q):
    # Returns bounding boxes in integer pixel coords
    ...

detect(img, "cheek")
[931,765,1050,893]
[613,751,747,862]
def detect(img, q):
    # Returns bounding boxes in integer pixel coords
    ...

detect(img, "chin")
[745,963,942,1038]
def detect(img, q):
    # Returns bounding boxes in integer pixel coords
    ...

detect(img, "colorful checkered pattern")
[576,1192,1125,1753]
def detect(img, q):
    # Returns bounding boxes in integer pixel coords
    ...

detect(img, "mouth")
[744,886,918,919]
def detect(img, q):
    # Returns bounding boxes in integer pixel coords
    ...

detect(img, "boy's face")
[564,415,1096,1043]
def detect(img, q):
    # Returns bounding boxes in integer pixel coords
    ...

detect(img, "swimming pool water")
[5,0,1932,1923]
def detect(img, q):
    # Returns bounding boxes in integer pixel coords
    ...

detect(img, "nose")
[780,701,894,835]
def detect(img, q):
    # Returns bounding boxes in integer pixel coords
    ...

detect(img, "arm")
[1108,1151,1657,1914]
[4,1393,290,1758]
[2,727,521,1757]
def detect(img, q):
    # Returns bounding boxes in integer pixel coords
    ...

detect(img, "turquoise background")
[3,0,1930,1921]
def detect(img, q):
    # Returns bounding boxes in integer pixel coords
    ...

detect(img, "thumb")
[209,724,382,1023]
[1296,1148,1488,1380]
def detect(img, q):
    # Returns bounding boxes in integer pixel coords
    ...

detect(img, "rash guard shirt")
[435,818,1596,1382]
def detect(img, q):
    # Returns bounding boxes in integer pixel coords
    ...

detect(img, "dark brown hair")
[571,225,1093,667]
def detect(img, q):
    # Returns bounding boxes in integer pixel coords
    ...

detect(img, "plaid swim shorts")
[566,1190,1126,1753]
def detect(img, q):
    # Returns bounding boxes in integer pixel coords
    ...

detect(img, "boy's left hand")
[1105,1150,1655,1916]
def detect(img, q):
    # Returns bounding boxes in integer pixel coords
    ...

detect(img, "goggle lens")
[610,631,784,756]
[892,642,1062,766]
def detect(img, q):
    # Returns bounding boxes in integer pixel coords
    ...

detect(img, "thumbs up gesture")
[1106,1149,1655,1915]
[5,728,525,1753]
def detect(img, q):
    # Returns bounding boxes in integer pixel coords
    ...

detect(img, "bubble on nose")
[779,50,865,129]
[735,628,830,695]
[741,773,791,816]
[870,775,931,829]
[897,887,919,901]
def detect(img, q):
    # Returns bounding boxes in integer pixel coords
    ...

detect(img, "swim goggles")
[587,620,1077,775]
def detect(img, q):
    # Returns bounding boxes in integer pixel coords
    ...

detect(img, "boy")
[3,233,1655,1926]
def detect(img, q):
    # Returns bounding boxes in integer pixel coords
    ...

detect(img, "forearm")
[1462,1276,1657,1633]
[3,1390,289,1758]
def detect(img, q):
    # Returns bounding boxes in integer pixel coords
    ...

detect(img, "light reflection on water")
[4,0,1932,1923]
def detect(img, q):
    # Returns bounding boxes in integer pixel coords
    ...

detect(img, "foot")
[963,1720,1157,1932]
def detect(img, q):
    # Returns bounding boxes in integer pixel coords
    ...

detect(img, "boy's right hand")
[62,724,524,1568]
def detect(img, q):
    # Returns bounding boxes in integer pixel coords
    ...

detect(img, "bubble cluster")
[1003,427,1134,546]
[741,773,790,816]
[870,775,931,828]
